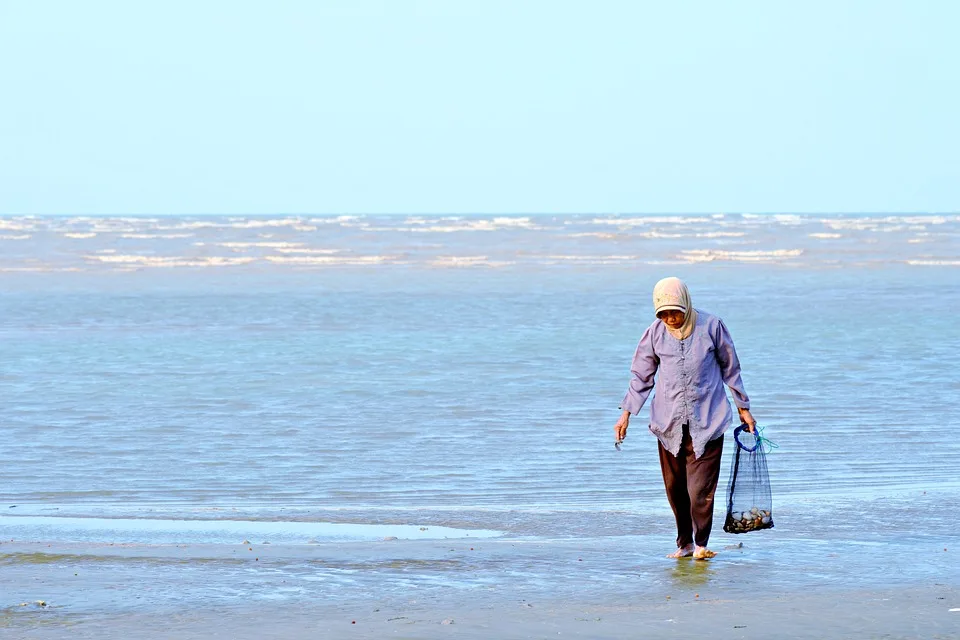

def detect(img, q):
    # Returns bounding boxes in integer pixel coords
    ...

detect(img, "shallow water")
[0,515,499,544]
[1,213,958,616]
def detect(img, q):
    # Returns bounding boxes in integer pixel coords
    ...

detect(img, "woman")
[614,277,756,560]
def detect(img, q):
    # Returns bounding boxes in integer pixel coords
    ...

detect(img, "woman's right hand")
[614,411,630,444]
[738,408,757,433]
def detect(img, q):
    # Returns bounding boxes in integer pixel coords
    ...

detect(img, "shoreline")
[3,533,958,639]
[4,578,957,639]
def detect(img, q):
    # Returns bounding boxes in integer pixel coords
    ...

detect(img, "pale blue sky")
[1,1,957,214]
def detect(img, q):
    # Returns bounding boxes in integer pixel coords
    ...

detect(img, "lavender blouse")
[619,310,750,459]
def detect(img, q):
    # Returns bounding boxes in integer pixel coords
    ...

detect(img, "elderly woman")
[614,277,756,559]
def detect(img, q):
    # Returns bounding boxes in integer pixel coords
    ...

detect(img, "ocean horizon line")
[2,210,958,218]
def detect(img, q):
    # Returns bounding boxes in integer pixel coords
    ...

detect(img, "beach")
[3,488,959,637]
[3,535,958,639]
[2,213,959,638]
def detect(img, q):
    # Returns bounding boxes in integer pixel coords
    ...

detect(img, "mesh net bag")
[722,424,775,534]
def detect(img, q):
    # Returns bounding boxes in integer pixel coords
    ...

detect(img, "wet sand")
[4,577,958,639]
[2,535,958,639]
[108,587,958,640]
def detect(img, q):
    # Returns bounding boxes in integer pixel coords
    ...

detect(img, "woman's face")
[657,309,686,329]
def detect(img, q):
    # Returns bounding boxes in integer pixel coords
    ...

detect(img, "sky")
[1,0,957,215]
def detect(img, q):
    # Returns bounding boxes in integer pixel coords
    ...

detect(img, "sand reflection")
[668,558,714,587]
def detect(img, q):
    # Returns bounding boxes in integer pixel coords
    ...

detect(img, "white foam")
[336,219,371,228]
[696,232,746,238]
[58,218,141,234]
[63,232,97,239]
[679,249,804,263]
[895,215,950,225]
[202,242,306,249]
[636,231,686,239]
[404,216,476,226]
[84,255,257,268]
[90,225,136,234]
[274,248,340,255]
[430,256,514,268]
[569,232,619,239]
[541,254,640,264]
[0,266,83,272]
[906,259,960,266]
[0,234,31,240]
[120,233,195,239]
[821,215,953,232]
[155,221,220,231]
[809,233,843,239]
[821,219,878,231]
[224,218,304,230]
[0,220,35,231]
[151,219,307,231]
[490,216,540,229]
[307,216,361,224]
[366,217,542,233]
[264,255,395,265]
[588,216,707,226]
[773,215,803,225]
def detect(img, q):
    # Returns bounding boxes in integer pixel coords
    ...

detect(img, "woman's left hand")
[738,408,757,433]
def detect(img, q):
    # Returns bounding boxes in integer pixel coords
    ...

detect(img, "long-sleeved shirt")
[620,310,750,459]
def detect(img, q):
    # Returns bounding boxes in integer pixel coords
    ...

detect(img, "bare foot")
[666,544,694,558]
[693,546,716,560]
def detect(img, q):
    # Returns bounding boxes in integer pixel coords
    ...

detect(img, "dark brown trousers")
[658,426,724,548]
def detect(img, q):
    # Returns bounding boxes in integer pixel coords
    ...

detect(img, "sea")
[1,213,959,619]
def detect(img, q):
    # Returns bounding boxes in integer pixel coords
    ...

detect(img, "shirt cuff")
[619,401,641,415]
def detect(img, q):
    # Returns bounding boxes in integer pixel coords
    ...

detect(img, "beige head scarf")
[652,277,698,340]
